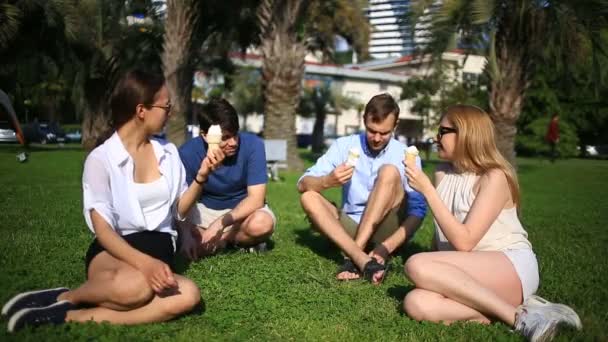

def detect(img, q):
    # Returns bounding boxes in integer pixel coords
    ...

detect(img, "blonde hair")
[443,105,520,207]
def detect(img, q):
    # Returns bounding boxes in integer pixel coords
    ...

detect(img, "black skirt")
[84,231,175,276]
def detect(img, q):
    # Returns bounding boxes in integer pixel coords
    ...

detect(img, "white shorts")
[186,202,276,232]
[502,248,539,300]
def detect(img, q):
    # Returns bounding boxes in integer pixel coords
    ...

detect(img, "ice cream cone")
[405,146,419,165]
[346,148,360,167]
[207,124,222,153]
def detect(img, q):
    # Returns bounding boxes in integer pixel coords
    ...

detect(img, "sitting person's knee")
[377,164,400,182]
[245,212,274,238]
[404,253,432,284]
[165,279,201,316]
[300,191,319,210]
[112,269,154,308]
[403,290,435,322]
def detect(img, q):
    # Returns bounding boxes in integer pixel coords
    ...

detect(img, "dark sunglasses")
[150,103,172,113]
[437,126,458,139]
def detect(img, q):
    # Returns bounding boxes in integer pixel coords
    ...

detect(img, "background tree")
[256,0,369,170]
[162,0,201,146]
[299,82,359,153]
[408,0,608,165]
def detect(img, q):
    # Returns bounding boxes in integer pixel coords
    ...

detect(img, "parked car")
[23,122,66,144]
[65,130,82,143]
[0,120,18,143]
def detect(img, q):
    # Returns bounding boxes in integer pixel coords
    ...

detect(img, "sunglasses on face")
[150,103,172,113]
[437,126,458,140]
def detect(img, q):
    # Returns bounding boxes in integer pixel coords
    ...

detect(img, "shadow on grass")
[294,226,343,264]
[387,284,415,315]
[396,241,431,262]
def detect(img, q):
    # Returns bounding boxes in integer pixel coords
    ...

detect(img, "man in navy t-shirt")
[178,99,275,258]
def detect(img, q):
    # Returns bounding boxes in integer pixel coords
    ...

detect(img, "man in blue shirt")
[298,93,427,284]
[178,99,275,258]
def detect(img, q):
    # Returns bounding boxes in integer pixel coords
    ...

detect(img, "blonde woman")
[403,105,581,341]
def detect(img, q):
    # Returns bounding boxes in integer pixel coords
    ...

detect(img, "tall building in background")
[366,0,439,59]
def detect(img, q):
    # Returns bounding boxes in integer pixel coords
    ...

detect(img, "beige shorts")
[339,201,407,245]
[186,202,276,232]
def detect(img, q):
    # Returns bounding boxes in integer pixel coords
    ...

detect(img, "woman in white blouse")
[4,70,217,332]
[403,105,581,341]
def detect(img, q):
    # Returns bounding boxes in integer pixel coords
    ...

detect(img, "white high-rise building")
[366,0,439,59]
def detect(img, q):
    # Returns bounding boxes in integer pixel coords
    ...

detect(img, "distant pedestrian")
[545,114,560,162]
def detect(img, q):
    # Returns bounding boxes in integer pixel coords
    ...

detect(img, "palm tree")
[299,84,360,153]
[256,0,369,170]
[409,0,608,165]
[162,0,201,146]
[256,0,308,170]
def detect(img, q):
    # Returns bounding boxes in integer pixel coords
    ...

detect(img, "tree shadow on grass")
[293,226,344,264]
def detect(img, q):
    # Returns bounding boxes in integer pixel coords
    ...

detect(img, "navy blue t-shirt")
[178,132,268,210]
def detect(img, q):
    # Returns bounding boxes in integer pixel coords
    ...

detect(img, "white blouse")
[82,132,188,238]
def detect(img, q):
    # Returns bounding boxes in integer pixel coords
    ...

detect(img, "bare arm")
[218,184,267,229]
[410,167,511,251]
[176,149,224,218]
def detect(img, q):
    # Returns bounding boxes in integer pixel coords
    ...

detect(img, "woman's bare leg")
[403,251,523,325]
[58,251,154,311]
[65,274,200,324]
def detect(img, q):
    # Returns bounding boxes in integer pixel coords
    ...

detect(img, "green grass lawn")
[0,145,606,341]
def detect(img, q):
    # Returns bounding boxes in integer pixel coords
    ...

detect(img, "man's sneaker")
[2,287,69,317]
[514,295,582,342]
[239,241,269,253]
[525,295,582,330]
[7,300,74,333]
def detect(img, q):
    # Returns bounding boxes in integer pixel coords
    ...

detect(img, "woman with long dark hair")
[3,70,219,332]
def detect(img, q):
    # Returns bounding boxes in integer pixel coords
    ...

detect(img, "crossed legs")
[58,251,200,324]
[403,251,523,326]
[300,165,404,280]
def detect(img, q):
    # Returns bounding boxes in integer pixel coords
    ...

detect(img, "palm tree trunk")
[258,0,307,171]
[162,0,199,146]
[488,30,528,167]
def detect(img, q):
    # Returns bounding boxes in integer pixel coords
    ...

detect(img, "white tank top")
[132,177,171,231]
[435,170,532,251]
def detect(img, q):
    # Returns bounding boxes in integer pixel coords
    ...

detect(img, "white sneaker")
[525,295,582,330]
[514,306,559,342]
[514,295,582,342]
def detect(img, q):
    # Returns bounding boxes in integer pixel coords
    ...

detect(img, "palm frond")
[0,3,22,50]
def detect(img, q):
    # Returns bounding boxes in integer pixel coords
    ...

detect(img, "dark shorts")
[84,231,175,277]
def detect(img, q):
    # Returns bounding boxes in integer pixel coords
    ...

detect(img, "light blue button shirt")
[298,133,427,223]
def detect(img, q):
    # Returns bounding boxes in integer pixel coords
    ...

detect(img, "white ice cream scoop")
[346,148,360,167]
[206,124,222,151]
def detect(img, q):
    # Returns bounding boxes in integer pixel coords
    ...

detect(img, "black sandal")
[362,258,387,283]
[336,258,361,278]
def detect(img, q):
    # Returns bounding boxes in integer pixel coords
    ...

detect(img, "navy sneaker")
[2,287,69,317]
[239,241,269,253]
[8,300,74,333]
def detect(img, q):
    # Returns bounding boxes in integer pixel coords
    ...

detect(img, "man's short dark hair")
[363,93,400,123]
[195,98,240,135]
